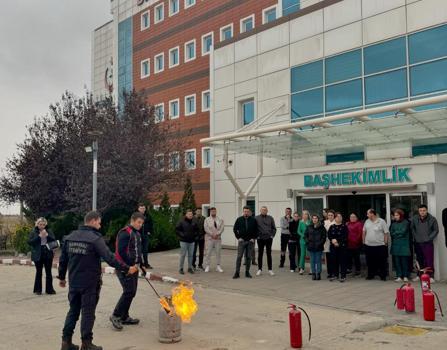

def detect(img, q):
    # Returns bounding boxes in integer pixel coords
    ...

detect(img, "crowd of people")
[26,202,441,350]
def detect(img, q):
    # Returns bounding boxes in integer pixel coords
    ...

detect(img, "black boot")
[61,338,79,350]
[312,273,316,280]
[279,255,285,268]
[245,271,252,278]
[233,272,240,279]
[80,340,102,350]
[317,273,321,280]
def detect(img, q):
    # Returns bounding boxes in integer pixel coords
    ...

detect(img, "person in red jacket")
[346,213,363,276]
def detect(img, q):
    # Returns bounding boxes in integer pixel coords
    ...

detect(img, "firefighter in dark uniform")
[110,212,145,331]
[137,203,154,269]
[58,211,138,350]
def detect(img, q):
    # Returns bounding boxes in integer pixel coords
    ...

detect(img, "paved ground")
[1,248,447,350]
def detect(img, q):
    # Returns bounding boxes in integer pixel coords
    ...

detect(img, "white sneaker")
[403,277,409,282]
[299,269,304,275]
[216,266,224,273]
[268,270,275,276]
[290,270,295,273]
[204,266,210,273]
[412,276,420,282]
[430,278,435,284]
[256,270,262,276]
[395,277,402,282]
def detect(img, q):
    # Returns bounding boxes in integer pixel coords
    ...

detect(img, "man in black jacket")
[58,211,137,350]
[192,208,206,270]
[137,203,154,269]
[233,206,258,279]
[110,212,145,331]
[176,209,199,274]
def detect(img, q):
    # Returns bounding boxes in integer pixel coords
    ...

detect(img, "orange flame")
[171,283,198,323]
[159,296,173,315]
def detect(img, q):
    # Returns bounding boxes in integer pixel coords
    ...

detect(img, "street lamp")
[85,131,102,211]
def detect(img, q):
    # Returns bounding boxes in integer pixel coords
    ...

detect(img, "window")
[185,94,196,116]
[291,88,323,120]
[169,152,180,172]
[184,0,195,9]
[202,32,213,56]
[240,15,254,33]
[364,37,406,75]
[413,143,447,157]
[326,79,362,112]
[202,90,210,112]
[326,152,365,164]
[155,154,164,171]
[140,59,150,78]
[410,58,447,96]
[365,69,407,105]
[242,99,255,125]
[185,149,196,170]
[169,99,180,119]
[220,24,233,42]
[409,24,447,64]
[325,49,361,84]
[202,147,211,168]
[154,3,164,23]
[169,47,180,68]
[263,6,277,24]
[291,60,323,92]
[169,0,179,16]
[154,103,164,123]
[184,40,196,62]
[154,53,164,73]
[283,0,300,16]
[141,10,150,30]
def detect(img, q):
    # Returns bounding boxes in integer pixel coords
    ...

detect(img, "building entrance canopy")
[201,95,447,160]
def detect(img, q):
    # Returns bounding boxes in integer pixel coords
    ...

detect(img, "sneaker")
[204,266,210,273]
[216,266,224,273]
[268,270,275,276]
[290,270,295,273]
[198,265,204,271]
[245,271,252,278]
[187,268,195,274]
[395,277,403,282]
[256,270,262,276]
[412,276,420,282]
[298,269,304,275]
[109,315,123,331]
[340,278,346,283]
[329,276,338,282]
[233,272,240,279]
[179,269,184,275]
[430,278,435,284]
[121,317,140,325]
[80,340,103,350]
[146,264,153,270]
[403,277,409,282]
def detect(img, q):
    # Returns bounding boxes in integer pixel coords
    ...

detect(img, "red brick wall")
[132,0,278,205]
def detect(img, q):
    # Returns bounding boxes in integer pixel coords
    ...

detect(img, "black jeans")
[257,238,273,271]
[332,247,347,279]
[326,252,335,277]
[365,245,388,279]
[33,247,54,293]
[280,234,290,254]
[141,234,150,267]
[113,271,138,320]
[62,281,101,341]
[235,240,254,273]
[288,240,299,271]
[192,239,205,268]
[347,248,361,272]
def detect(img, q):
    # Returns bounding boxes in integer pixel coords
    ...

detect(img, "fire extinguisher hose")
[432,290,444,317]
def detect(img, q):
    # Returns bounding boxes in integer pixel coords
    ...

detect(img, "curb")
[0,257,180,284]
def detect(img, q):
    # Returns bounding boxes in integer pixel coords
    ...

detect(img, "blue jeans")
[309,251,322,274]
[179,242,195,270]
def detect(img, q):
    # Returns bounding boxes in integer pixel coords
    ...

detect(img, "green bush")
[149,209,180,252]
[48,212,82,241]
[12,224,33,254]
[104,214,130,250]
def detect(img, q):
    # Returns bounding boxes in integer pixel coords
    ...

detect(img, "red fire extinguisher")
[403,284,415,313]
[422,289,444,321]
[395,284,406,310]
[420,268,432,292]
[288,304,311,349]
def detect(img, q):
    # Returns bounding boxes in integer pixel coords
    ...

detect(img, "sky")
[0,0,112,214]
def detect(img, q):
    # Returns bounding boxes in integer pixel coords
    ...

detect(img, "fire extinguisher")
[394,284,407,310]
[423,289,444,321]
[403,284,415,313]
[420,268,432,292]
[288,304,311,349]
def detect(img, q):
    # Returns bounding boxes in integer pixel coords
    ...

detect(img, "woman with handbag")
[28,217,57,295]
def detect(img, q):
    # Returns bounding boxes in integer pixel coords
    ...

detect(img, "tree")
[0,90,187,218]
[179,175,197,213]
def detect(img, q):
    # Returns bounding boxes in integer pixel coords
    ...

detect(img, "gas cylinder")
[289,304,303,348]
[404,284,415,313]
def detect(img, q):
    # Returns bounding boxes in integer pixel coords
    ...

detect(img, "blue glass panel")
[365,69,407,105]
[413,143,447,157]
[364,37,406,75]
[325,49,361,84]
[410,58,447,96]
[118,17,133,110]
[244,18,253,32]
[243,101,254,125]
[326,79,362,112]
[409,24,447,64]
[327,152,364,164]
[291,60,323,92]
[265,9,276,23]
[283,0,300,15]
[291,88,323,119]
[222,28,232,40]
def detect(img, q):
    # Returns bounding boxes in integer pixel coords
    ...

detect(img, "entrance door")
[390,194,426,219]
[327,194,386,221]
[296,197,324,217]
